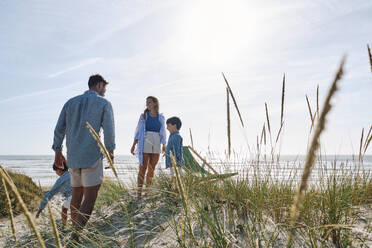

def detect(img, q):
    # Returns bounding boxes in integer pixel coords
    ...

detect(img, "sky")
[0,0,371,156]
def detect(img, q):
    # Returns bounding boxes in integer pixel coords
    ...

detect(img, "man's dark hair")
[88,74,108,89]
[166,116,182,130]
[53,162,68,172]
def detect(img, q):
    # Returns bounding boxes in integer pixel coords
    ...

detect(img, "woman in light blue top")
[131,96,166,198]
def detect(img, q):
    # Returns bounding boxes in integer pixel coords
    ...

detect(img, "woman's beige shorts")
[69,158,103,187]
[143,131,161,154]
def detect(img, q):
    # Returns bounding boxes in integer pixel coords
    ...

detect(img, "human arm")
[172,135,184,165]
[52,104,67,169]
[165,137,174,168]
[37,176,65,215]
[159,115,167,154]
[102,102,116,153]
[131,114,143,154]
[159,114,167,145]
[131,139,138,155]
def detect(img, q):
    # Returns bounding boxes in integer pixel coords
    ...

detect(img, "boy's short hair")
[166,116,182,130]
[53,162,68,172]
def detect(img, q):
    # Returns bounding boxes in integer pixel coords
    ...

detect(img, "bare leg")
[70,187,83,227]
[171,176,176,185]
[137,153,150,198]
[61,206,68,229]
[146,153,160,186]
[74,184,101,230]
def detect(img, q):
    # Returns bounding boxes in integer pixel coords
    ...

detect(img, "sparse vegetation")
[0,56,371,247]
[0,169,42,217]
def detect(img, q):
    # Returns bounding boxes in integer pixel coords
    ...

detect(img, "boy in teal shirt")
[165,117,185,182]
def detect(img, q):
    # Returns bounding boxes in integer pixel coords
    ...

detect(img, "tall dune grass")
[287,56,346,247]
[86,121,121,186]
[46,200,62,248]
[0,166,46,248]
[1,177,17,246]
[227,87,231,157]
[368,44,372,73]
[222,72,245,127]
[2,54,372,248]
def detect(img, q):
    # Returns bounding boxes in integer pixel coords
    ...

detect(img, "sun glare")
[172,0,261,67]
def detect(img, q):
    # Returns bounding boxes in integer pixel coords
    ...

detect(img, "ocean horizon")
[1,154,371,187]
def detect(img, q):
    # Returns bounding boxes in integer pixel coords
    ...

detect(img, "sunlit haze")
[0,0,371,156]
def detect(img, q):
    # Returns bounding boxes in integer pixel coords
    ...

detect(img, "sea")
[0,155,371,187]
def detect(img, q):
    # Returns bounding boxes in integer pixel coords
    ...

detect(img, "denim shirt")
[134,112,166,165]
[38,172,72,212]
[165,131,184,168]
[52,90,115,169]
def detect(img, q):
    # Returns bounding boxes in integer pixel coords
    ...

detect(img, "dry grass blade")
[306,95,314,125]
[0,166,46,248]
[1,176,17,246]
[170,152,197,245]
[227,87,231,157]
[265,103,273,151]
[280,73,286,125]
[365,125,372,146]
[188,146,218,174]
[287,56,346,247]
[260,123,266,146]
[275,121,284,144]
[222,72,245,127]
[368,44,372,73]
[265,102,271,135]
[363,125,372,155]
[189,128,194,149]
[86,122,121,186]
[316,85,320,121]
[306,95,316,134]
[359,128,364,163]
[47,200,62,248]
[265,102,275,161]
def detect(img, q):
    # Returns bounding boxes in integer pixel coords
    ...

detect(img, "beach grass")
[0,169,42,217]
[1,158,371,247]
[1,56,372,247]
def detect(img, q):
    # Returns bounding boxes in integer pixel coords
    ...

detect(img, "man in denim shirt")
[52,74,115,242]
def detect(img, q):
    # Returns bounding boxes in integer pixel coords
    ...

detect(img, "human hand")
[54,152,66,170]
[109,150,114,161]
[162,144,166,154]
[130,145,136,155]
[105,150,114,169]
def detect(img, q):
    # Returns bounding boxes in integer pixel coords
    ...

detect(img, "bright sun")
[171,0,261,67]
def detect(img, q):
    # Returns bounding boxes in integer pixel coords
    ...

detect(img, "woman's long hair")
[144,96,159,119]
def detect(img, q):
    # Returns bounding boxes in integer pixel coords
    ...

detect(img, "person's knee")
[72,187,83,195]
[83,184,101,198]
[147,169,154,178]
[139,165,147,175]
[150,153,160,164]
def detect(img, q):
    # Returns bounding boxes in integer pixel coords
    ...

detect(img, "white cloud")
[0,82,82,104]
[47,58,102,78]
